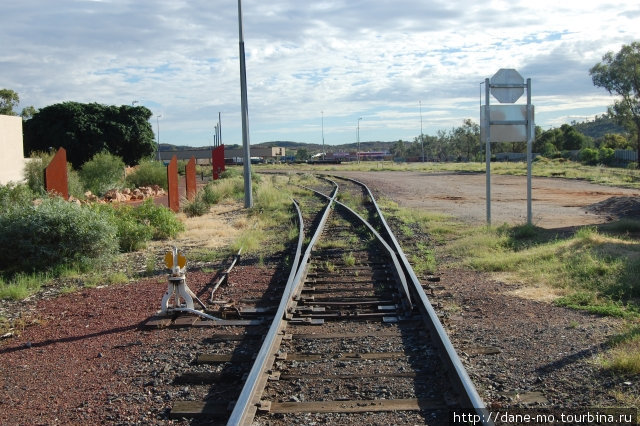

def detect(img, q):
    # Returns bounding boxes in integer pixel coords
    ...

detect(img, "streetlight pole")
[357,117,362,163]
[238,0,253,208]
[419,100,424,162]
[156,114,162,161]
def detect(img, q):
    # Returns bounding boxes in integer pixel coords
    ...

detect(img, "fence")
[615,150,637,163]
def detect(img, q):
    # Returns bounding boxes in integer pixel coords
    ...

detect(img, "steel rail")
[336,175,493,426]
[210,247,243,302]
[301,180,412,311]
[227,186,338,426]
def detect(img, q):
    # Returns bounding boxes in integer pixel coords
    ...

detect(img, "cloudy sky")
[2,1,639,147]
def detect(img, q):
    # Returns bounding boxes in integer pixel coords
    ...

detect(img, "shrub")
[67,168,85,199]
[541,142,558,158]
[23,151,84,199]
[0,182,36,212]
[579,148,599,165]
[115,214,154,252]
[183,196,210,217]
[126,160,167,190]
[23,151,53,194]
[0,198,118,274]
[80,152,125,196]
[131,199,184,239]
[91,199,183,251]
[598,147,615,166]
[201,183,221,205]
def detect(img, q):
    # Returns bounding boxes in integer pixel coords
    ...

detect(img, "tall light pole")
[419,100,424,162]
[238,0,253,208]
[321,111,325,160]
[357,117,362,163]
[218,111,222,146]
[156,114,162,161]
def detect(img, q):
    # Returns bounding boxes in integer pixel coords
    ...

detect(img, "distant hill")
[254,140,396,153]
[572,115,627,139]
[160,140,397,153]
[158,143,211,151]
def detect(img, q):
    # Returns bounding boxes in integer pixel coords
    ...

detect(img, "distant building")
[225,146,285,163]
[158,146,286,165]
[0,115,27,185]
[158,148,213,165]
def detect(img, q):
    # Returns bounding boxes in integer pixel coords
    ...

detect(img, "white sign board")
[490,68,524,103]
[480,105,534,142]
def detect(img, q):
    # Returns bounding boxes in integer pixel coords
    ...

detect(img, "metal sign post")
[526,78,533,225]
[484,79,491,225]
[481,69,535,225]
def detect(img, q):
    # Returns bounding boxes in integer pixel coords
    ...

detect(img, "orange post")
[186,156,197,201]
[45,147,69,200]
[167,155,179,212]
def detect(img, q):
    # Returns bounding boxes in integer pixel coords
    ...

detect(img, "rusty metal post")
[167,155,179,212]
[186,156,197,201]
[44,147,69,200]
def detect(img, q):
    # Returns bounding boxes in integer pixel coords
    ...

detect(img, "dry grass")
[150,201,248,250]
[506,284,567,303]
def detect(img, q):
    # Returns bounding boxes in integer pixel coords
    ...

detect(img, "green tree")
[600,133,631,150]
[535,128,561,153]
[23,102,155,168]
[295,148,310,161]
[590,41,640,163]
[452,119,480,160]
[20,105,38,120]
[560,124,588,150]
[390,140,407,159]
[0,89,19,115]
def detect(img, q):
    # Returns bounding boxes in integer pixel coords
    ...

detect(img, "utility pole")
[357,117,362,163]
[218,111,222,146]
[321,111,325,160]
[419,100,424,162]
[156,114,162,161]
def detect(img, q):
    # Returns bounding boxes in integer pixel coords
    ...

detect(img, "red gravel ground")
[0,265,277,425]
[1,276,174,425]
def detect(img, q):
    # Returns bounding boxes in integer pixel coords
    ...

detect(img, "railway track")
[153,174,490,425]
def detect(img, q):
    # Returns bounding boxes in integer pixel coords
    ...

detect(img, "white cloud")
[1,0,639,146]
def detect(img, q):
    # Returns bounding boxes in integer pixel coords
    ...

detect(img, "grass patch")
[189,248,228,263]
[254,159,640,189]
[0,273,46,300]
[379,196,639,318]
[412,242,436,276]
[554,292,631,318]
[600,326,640,374]
[378,197,461,244]
[232,175,298,258]
[446,223,640,317]
[601,218,640,234]
[343,252,356,267]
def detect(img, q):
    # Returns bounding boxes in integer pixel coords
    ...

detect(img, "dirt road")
[333,171,640,228]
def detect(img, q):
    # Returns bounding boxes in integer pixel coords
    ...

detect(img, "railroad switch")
[160,247,219,320]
